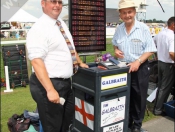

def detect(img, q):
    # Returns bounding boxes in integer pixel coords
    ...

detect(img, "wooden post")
[25,45,32,81]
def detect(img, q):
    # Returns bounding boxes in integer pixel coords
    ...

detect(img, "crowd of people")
[1,23,32,39]
[1,30,27,39]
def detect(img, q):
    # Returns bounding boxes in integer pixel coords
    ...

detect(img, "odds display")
[69,0,106,52]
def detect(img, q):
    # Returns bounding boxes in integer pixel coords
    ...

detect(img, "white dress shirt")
[26,13,75,78]
[154,28,174,63]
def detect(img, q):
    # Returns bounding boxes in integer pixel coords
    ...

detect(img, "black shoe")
[128,128,131,132]
[132,128,148,132]
[140,128,148,132]
[131,128,140,132]
[153,111,166,116]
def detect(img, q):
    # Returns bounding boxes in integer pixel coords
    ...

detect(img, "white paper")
[101,97,125,127]
[117,61,127,67]
[147,88,158,102]
[103,122,123,132]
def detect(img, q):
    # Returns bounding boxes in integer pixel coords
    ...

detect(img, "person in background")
[1,31,5,38]
[161,23,167,31]
[153,17,175,116]
[26,0,88,132]
[150,26,156,37]
[149,27,152,34]
[112,0,157,132]
[151,26,155,34]
[154,26,159,34]
[4,31,9,38]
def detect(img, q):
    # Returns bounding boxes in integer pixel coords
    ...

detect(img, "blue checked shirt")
[112,20,157,63]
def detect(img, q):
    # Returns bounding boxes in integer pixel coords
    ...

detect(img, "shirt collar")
[121,18,140,29]
[41,13,60,26]
[121,18,140,35]
[166,28,174,34]
[134,19,140,29]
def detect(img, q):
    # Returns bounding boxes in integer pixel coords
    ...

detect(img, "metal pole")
[4,66,13,92]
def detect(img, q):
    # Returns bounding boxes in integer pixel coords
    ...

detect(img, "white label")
[101,96,126,127]
[105,62,114,66]
[103,122,124,132]
[101,73,127,90]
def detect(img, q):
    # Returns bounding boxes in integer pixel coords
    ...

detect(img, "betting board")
[69,0,106,52]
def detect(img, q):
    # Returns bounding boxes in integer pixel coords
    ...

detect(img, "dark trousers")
[129,61,149,129]
[153,61,175,114]
[29,73,74,132]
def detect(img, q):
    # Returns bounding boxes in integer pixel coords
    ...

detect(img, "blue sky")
[2,0,174,21]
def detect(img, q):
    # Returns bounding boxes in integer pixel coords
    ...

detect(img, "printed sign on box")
[103,122,123,132]
[101,96,126,127]
[101,73,127,90]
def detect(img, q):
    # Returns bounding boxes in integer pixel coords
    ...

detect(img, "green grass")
[0,38,157,132]
[79,40,115,63]
[144,102,157,122]
[1,86,37,132]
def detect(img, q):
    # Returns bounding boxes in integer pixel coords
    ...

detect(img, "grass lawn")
[1,86,37,132]
[0,38,157,132]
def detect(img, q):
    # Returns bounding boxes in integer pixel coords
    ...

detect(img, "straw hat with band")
[118,0,137,10]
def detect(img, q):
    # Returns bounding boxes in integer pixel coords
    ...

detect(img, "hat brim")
[118,5,137,10]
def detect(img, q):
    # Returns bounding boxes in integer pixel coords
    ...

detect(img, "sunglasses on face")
[45,0,63,5]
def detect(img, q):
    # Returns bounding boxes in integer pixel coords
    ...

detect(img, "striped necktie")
[57,20,78,74]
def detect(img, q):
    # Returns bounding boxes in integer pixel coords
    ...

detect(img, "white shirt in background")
[154,28,174,63]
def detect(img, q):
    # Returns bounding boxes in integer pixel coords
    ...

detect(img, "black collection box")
[72,63,131,132]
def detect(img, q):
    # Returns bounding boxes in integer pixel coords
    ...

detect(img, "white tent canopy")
[8,9,38,23]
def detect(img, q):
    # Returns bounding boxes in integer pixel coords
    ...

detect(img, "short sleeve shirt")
[112,20,157,63]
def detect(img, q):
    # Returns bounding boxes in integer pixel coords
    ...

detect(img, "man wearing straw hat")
[112,0,157,132]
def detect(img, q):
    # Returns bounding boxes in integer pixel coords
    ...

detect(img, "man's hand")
[47,89,60,104]
[114,48,124,59]
[79,62,89,68]
[127,60,141,73]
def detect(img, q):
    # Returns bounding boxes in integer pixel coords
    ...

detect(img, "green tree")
[153,19,157,22]
[146,19,153,23]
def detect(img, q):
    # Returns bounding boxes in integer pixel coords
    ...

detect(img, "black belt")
[33,73,70,81]
[50,78,70,81]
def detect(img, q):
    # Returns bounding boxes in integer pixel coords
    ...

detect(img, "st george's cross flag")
[75,97,94,130]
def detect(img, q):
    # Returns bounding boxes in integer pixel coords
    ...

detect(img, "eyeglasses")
[45,0,63,5]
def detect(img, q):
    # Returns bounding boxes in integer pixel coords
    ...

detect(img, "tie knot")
[56,20,61,26]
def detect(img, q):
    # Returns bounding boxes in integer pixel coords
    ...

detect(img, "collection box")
[164,100,175,119]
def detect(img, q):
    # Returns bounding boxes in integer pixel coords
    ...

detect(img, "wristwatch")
[137,58,143,64]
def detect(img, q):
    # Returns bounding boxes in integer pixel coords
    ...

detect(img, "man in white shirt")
[4,31,9,38]
[151,26,156,37]
[26,1,88,132]
[153,17,175,116]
